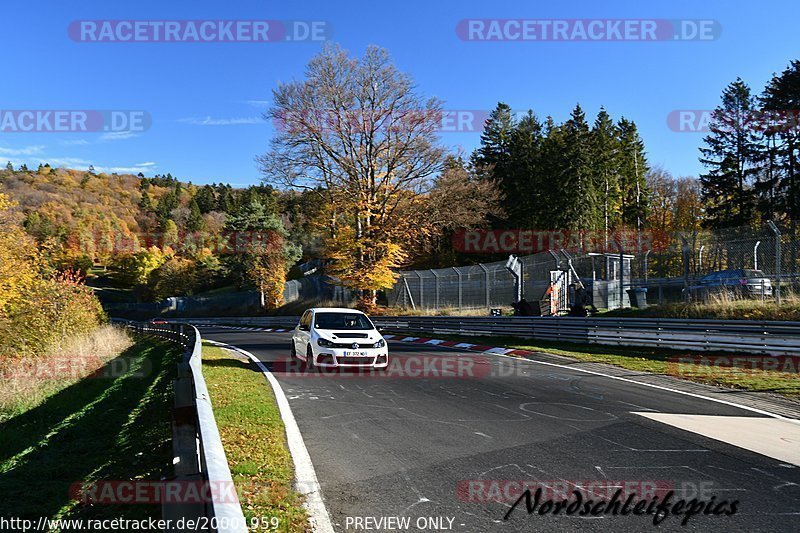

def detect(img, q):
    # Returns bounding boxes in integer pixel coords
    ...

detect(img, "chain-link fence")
[386,221,800,312]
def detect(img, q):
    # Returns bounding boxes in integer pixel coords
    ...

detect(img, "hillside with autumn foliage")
[0,164,323,305]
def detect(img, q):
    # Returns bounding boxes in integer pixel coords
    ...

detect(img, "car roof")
[307,307,366,314]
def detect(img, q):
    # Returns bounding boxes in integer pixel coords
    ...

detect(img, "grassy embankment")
[201,343,308,532]
[0,328,180,520]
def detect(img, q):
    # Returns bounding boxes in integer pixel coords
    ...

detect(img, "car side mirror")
[299,325,309,331]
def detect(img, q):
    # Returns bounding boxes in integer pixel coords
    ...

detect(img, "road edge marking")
[384,336,800,423]
[205,339,335,533]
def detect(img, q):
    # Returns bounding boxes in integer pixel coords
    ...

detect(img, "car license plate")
[343,351,367,357]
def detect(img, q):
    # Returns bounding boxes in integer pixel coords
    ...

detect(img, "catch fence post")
[767,221,782,305]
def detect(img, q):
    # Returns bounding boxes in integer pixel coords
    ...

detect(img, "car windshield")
[314,312,374,330]
[743,270,765,278]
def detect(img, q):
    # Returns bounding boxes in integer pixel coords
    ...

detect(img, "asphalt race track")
[200,326,800,532]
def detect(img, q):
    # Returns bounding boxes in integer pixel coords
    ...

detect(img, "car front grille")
[335,356,376,365]
[331,342,374,349]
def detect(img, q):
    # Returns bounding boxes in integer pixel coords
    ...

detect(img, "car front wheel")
[306,345,317,372]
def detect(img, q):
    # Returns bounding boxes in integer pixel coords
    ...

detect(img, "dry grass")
[0,324,133,420]
[602,290,800,321]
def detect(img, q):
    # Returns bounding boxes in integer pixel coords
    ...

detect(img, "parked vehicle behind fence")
[685,269,772,302]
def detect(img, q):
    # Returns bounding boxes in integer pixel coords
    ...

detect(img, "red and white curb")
[381,334,538,358]
[204,325,291,333]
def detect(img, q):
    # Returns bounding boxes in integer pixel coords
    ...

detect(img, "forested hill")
[0,164,318,263]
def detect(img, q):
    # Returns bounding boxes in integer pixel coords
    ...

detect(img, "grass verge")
[0,325,133,421]
[0,336,179,520]
[599,293,800,321]
[389,331,800,398]
[201,343,308,532]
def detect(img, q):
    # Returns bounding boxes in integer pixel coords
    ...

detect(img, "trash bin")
[626,287,648,309]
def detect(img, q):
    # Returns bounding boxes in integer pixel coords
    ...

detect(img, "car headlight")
[373,339,386,348]
[317,338,333,347]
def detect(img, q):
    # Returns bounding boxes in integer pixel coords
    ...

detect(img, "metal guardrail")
[172,315,800,356]
[116,320,247,533]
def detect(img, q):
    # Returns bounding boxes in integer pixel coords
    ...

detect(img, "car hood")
[323,331,383,342]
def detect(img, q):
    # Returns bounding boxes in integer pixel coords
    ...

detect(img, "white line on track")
[205,339,335,533]
[381,335,800,423]
[488,351,800,423]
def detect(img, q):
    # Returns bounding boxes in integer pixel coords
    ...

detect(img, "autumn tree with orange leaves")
[259,44,450,302]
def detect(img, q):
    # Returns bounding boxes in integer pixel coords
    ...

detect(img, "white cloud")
[243,99,271,107]
[61,139,90,146]
[45,157,95,168]
[3,154,157,175]
[0,145,45,156]
[99,131,141,142]
[178,116,262,126]
[94,162,158,173]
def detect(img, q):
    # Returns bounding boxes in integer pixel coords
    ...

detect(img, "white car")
[291,308,389,371]
[291,307,389,370]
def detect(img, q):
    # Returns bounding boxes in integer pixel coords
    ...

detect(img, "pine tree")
[617,118,649,230]
[558,104,598,230]
[699,78,760,228]
[508,110,544,228]
[194,185,217,214]
[155,189,179,227]
[762,60,800,229]
[138,190,153,211]
[538,117,566,229]
[590,107,623,236]
[472,103,516,226]
[216,185,235,213]
[187,199,204,232]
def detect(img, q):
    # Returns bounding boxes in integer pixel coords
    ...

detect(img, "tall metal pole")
[479,263,490,309]
[613,238,625,308]
[452,267,463,310]
[767,221,782,304]
[680,234,691,302]
[415,271,424,309]
[430,269,440,311]
[754,241,761,270]
[698,245,705,275]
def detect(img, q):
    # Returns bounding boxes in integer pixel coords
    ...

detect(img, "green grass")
[201,343,308,532]
[0,338,179,520]
[390,331,800,398]
[598,294,800,321]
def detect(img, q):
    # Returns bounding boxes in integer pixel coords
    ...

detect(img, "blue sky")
[1,0,798,186]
